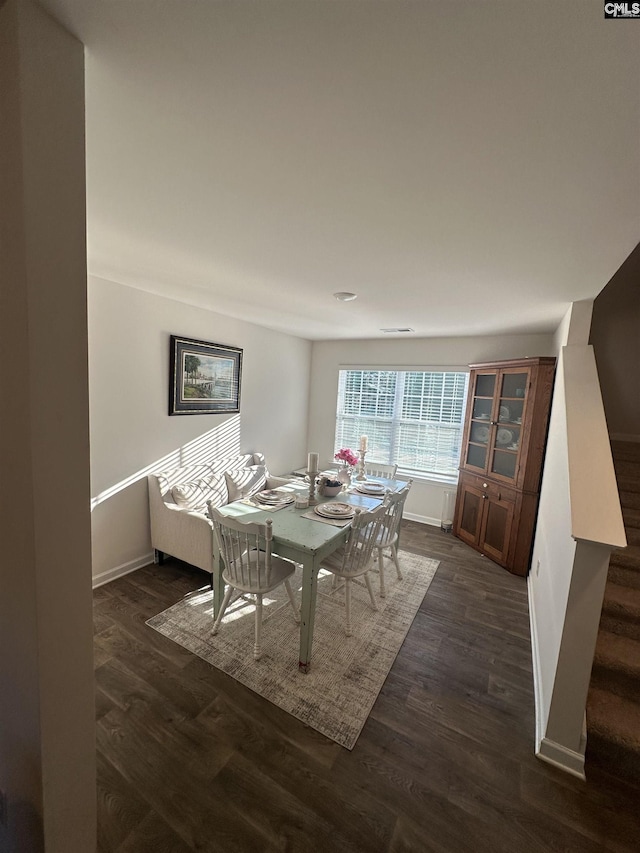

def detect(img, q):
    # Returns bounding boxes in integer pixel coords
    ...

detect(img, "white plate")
[475,426,490,443]
[315,502,354,518]
[499,405,510,421]
[356,481,385,494]
[496,428,513,446]
[255,491,294,505]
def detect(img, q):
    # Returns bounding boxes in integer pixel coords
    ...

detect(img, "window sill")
[397,470,459,488]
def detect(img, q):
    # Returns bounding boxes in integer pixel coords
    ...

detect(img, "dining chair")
[320,503,386,636]
[365,461,398,479]
[208,505,300,661]
[373,479,413,597]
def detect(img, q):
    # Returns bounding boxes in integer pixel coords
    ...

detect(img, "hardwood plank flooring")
[94,522,640,852]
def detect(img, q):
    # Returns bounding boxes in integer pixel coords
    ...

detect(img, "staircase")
[586,440,640,781]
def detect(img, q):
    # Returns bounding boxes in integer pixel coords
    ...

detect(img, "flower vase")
[337,466,352,488]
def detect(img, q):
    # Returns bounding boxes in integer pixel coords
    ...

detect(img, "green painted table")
[214,478,403,672]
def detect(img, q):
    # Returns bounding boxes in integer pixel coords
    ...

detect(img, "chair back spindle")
[365,461,398,480]
[209,507,274,589]
[372,479,412,598]
[379,480,412,544]
[334,504,386,577]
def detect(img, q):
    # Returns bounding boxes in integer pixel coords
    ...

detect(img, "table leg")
[298,555,319,673]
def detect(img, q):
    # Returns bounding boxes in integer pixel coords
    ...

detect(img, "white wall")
[308,334,555,524]
[0,2,95,850]
[88,277,312,583]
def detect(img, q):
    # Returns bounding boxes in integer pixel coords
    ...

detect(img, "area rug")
[147,551,439,749]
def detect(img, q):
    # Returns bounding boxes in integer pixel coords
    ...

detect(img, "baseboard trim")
[536,737,586,780]
[610,433,640,443]
[404,512,440,527]
[528,574,546,754]
[527,574,587,780]
[92,552,154,588]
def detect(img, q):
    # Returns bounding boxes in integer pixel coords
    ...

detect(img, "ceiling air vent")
[380,327,414,334]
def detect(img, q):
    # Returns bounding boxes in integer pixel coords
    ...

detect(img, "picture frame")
[169,335,242,415]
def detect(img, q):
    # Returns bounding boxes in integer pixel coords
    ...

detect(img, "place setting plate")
[254,489,295,506]
[354,481,386,496]
[496,428,513,446]
[314,502,355,519]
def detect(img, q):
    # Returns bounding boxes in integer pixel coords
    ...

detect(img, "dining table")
[213,475,405,672]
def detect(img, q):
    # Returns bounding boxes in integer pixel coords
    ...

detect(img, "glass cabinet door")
[489,370,528,482]
[465,371,496,471]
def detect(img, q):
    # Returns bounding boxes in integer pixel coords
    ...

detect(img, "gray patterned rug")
[147,551,439,749]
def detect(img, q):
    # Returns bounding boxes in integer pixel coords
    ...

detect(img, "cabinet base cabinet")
[453,473,538,577]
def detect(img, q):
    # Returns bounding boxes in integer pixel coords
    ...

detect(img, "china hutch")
[453,357,556,576]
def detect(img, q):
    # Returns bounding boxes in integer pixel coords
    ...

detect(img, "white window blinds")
[335,369,468,478]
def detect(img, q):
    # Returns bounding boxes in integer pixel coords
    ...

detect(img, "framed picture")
[169,335,242,415]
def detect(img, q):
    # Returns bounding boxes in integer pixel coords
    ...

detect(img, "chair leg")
[253,593,263,660]
[377,546,386,597]
[344,578,352,637]
[364,571,378,611]
[330,573,345,595]
[284,578,300,623]
[212,584,234,635]
[391,543,403,580]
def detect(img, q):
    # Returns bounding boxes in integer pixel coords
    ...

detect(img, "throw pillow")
[171,473,228,513]
[224,465,267,502]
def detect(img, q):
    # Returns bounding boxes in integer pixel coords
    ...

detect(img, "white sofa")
[147,452,288,575]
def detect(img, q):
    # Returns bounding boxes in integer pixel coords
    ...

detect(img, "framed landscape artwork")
[169,335,242,415]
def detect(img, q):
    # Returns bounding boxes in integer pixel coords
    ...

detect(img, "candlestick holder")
[356,449,367,481]
[307,467,319,504]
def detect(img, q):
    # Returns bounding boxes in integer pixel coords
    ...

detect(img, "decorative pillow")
[252,453,271,478]
[224,465,267,502]
[171,473,228,513]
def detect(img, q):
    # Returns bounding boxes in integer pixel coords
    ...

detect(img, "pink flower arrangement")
[334,447,358,467]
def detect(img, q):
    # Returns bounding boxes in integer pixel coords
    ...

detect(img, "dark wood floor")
[94,522,640,852]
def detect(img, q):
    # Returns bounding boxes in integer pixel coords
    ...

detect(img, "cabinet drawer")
[459,473,515,504]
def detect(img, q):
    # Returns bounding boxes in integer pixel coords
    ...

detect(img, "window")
[335,369,469,479]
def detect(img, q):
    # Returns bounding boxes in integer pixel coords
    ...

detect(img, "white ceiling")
[41,0,640,341]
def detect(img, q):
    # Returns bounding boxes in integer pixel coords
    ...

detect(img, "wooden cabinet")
[453,357,555,576]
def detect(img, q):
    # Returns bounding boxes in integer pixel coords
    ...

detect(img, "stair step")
[608,542,640,589]
[600,583,640,640]
[609,563,640,590]
[623,507,640,531]
[610,543,640,571]
[625,524,640,546]
[592,631,640,701]
[612,440,640,463]
[587,687,640,783]
[617,474,640,495]
[620,490,640,511]
[614,450,640,466]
